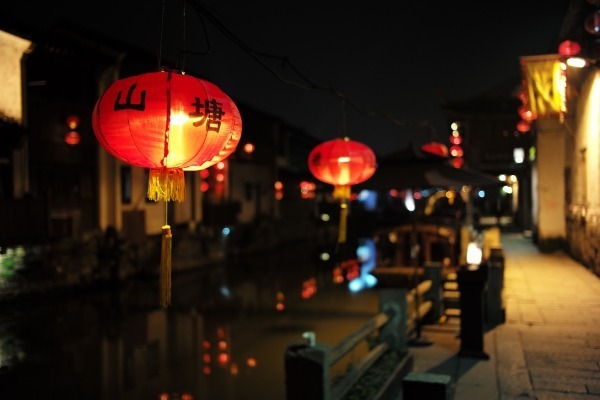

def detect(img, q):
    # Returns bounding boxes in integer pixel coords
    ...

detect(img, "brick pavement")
[407,232,600,400]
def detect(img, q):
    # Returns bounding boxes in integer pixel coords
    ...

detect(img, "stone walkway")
[408,232,600,399]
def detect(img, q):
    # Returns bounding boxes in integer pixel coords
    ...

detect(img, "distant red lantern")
[65,131,80,146]
[516,120,530,133]
[451,157,464,169]
[66,115,80,129]
[308,137,376,243]
[449,145,463,158]
[518,105,536,123]
[92,70,241,308]
[421,141,448,157]
[558,40,581,56]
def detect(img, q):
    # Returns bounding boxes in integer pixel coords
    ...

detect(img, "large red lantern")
[92,70,242,308]
[308,137,376,243]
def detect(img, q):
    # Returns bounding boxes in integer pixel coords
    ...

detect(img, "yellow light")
[170,112,189,125]
[338,156,350,163]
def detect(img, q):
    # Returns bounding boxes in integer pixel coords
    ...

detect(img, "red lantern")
[421,141,448,157]
[65,131,80,146]
[518,105,536,123]
[451,157,464,169]
[92,70,241,308]
[308,137,376,243]
[558,40,581,56]
[516,120,530,133]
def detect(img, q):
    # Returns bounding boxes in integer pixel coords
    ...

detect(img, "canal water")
[0,241,381,400]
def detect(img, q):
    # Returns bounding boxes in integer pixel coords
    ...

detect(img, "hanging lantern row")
[308,137,376,244]
[92,70,242,308]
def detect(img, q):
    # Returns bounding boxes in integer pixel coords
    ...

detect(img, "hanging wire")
[157,0,166,70]
[338,98,348,138]
[184,0,435,135]
[181,0,187,71]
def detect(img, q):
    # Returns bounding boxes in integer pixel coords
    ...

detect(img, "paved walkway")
[408,232,600,399]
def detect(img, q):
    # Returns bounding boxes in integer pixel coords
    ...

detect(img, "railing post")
[423,263,443,323]
[378,288,408,353]
[284,343,330,400]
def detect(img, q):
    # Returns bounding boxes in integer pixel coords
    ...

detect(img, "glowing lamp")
[558,40,581,56]
[92,70,241,308]
[421,141,448,157]
[308,137,376,243]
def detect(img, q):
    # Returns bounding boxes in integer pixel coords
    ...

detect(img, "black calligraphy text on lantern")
[113,83,146,112]
[311,152,322,166]
[189,97,225,133]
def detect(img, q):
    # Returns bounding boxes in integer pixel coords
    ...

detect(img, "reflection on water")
[0,242,379,400]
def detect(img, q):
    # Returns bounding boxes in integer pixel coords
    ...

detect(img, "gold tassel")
[147,168,186,202]
[160,225,172,309]
[333,185,351,244]
[338,201,348,244]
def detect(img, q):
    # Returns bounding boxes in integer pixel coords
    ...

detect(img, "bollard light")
[466,242,482,270]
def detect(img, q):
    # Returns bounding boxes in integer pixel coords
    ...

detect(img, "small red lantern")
[518,105,536,123]
[451,157,464,169]
[558,40,581,56]
[516,120,530,133]
[421,141,448,157]
[92,70,241,308]
[65,131,80,146]
[308,137,376,243]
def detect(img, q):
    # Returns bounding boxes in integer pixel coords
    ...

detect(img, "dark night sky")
[6,1,570,156]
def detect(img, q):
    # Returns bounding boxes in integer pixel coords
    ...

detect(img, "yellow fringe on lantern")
[159,225,172,309]
[147,168,186,202]
[332,184,351,200]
